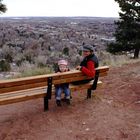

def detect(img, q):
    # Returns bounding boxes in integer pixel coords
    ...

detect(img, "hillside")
[0,17,116,75]
[0,60,140,140]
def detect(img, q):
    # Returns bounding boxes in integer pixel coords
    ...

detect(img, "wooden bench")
[0,66,109,111]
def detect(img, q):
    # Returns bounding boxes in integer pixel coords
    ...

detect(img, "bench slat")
[0,82,47,94]
[0,81,102,105]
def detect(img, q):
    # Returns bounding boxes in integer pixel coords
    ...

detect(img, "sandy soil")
[0,61,140,140]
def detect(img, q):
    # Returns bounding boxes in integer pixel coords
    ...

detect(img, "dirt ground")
[0,61,140,140]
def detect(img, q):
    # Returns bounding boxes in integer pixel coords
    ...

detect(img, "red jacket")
[81,60,95,77]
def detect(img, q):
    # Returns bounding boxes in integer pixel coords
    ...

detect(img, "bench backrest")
[0,66,109,94]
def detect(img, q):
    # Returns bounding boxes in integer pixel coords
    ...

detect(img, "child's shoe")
[62,96,72,102]
[66,99,70,105]
[56,100,61,107]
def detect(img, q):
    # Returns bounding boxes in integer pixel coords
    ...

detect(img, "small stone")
[69,130,72,133]
[135,101,140,104]
[82,122,86,125]
[85,128,90,131]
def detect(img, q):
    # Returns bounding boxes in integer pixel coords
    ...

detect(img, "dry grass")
[3,51,140,79]
[9,67,52,79]
[98,51,140,67]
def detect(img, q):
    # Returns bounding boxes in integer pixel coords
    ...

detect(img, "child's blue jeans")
[55,85,70,100]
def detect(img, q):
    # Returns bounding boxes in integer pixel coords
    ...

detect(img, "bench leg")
[44,97,49,111]
[87,89,91,99]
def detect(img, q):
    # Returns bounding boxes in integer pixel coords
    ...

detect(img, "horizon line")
[0,16,119,18]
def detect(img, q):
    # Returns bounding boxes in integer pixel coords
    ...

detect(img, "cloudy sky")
[1,0,120,17]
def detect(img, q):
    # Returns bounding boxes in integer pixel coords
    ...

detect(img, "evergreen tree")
[63,47,69,56]
[107,0,140,58]
[0,0,7,14]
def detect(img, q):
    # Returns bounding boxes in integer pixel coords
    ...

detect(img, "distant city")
[0,17,116,78]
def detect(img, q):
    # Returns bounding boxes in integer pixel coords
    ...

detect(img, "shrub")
[18,67,52,77]
[63,47,69,56]
[34,55,47,67]
[0,59,11,72]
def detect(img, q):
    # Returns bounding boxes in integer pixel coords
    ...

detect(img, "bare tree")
[0,0,7,14]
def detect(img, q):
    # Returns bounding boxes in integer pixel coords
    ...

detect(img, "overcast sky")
[1,0,120,17]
